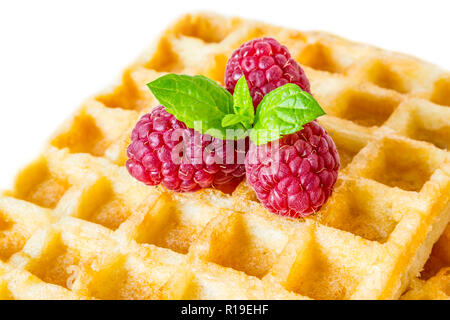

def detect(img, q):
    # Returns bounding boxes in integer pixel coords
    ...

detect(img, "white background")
[0,0,449,188]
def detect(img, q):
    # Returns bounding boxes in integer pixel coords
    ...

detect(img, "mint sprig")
[147,74,325,145]
[227,75,254,129]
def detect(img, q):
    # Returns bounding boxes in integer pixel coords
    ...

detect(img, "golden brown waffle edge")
[0,12,449,300]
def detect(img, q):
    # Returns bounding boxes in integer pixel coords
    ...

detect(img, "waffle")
[0,12,449,300]
[401,225,450,299]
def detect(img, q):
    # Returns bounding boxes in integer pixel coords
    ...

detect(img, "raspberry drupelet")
[245,121,340,217]
[225,37,311,108]
[126,106,246,193]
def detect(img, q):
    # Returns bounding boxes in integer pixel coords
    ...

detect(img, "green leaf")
[221,114,237,127]
[147,74,237,139]
[251,84,325,145]
[192,75,234,114]
[249,128,280,147]
[222,114,247,128]
[232,76,254,128]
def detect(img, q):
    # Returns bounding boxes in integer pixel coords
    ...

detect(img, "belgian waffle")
[0,12,449,300]
[401,225,449,299]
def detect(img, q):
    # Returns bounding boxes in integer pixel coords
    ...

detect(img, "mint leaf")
[147,74,237,139]
[220,76,255,132]
[221,114,253,128]
[147,74,324,145]
[232,76,254,128]
[251,84,325,145]
[192,75,234,114]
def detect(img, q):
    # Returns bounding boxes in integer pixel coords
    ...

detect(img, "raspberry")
[126,106,246,193]
[225,37,311,108]
[245,121,340,217]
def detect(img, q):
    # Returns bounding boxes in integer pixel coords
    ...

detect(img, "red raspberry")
[225,37,311,108]
[126,106,246,193]
[245,121,340,217]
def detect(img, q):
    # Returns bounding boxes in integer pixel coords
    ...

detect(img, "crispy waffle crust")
[0,12,449,300]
